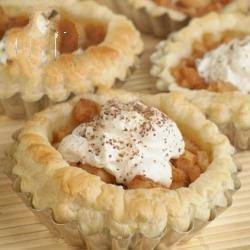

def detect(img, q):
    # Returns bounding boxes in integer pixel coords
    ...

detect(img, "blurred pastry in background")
[0,0,143,119]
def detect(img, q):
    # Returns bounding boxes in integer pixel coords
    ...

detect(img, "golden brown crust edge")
[0,0,143,102]
[10,89,238,240]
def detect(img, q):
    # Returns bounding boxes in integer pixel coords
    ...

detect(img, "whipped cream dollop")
[0,38,7,64]
[36,14,50,34]
[197,36,250,93]
[58,99,185,187]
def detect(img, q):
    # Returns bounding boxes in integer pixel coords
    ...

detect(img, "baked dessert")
[7,90,240,248]
[151,12,250,150]
[151,12,250,93]
[0,0,143,118]
[90,0,249,36]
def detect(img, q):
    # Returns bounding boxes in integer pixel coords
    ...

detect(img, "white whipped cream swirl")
[0,38,7,64]
[197,36,250,93]
[58,99,185,186]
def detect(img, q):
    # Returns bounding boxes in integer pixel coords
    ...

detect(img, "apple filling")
[0,7,107,55]
[172,30,248,92]
[53,98,210,189]
[56,17,107,54]
[0,7,29,39]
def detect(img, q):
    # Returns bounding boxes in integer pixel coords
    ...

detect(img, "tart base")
[4,155,241,249]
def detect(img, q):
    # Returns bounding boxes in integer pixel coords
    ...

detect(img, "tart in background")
[151,12,250,150]
[86,0,250,37]
[0,0,143,119]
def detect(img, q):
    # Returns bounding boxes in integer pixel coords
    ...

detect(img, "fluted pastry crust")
[151,12,250,149]
[11,89,238,240]
[0,0,143,102]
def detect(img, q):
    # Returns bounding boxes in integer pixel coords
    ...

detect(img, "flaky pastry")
[0,0,143,102]
[9,89,239,248]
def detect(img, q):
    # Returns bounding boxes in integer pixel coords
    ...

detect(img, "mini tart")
[151,12,250,150]
[7,89,239,248]
[0,0,143,118]
[91,0,249,37]
[151,13,250,92]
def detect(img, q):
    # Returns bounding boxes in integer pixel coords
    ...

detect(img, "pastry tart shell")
[91,0,250,37]
[0,0,143,119]
[151,12,250,150]
[4,90,240,249]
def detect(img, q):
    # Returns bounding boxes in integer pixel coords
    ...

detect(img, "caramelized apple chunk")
[72,98,101,123]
